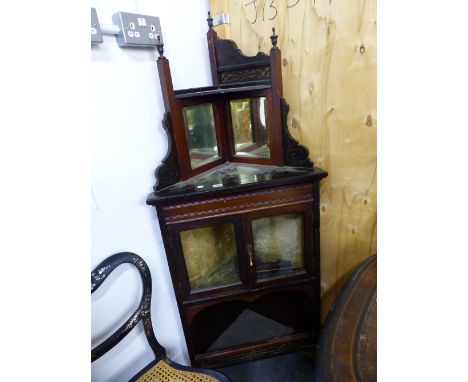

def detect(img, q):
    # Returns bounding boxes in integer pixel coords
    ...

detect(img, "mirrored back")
[182,103,220,169]
[230,97,270,158]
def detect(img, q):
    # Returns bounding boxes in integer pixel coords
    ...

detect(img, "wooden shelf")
[174,82,271,99]
[147,163,327,203]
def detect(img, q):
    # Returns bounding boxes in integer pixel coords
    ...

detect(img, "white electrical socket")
[91,8,103,44]
[112,11,162,48]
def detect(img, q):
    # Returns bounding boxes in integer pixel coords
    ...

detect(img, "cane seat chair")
[91,252,231,382]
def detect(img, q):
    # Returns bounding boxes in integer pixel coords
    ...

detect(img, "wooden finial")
[156,35,165,59]
[207,11,213,29]
[270,27,278,48]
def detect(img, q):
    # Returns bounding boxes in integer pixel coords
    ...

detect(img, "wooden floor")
[216,351,316,382]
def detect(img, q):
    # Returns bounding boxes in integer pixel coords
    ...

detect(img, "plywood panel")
[209,0,377,319]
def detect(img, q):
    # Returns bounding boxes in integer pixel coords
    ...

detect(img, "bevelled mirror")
[229,97,270,158]
[182,103,220,169]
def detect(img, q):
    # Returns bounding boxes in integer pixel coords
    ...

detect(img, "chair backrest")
[91,252,166,362]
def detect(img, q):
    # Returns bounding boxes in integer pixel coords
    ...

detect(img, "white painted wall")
[91,1,211,381]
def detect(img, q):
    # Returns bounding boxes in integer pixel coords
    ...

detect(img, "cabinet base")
[194,332,317,368]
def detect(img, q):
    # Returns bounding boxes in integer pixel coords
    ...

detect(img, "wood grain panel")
[209,0,377,319]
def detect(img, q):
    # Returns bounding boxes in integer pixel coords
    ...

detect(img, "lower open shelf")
[187,287,319,368]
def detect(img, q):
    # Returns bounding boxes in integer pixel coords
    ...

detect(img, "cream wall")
[91,1,210,381]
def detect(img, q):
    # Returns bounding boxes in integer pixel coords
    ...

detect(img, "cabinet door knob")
[247,244,254,267]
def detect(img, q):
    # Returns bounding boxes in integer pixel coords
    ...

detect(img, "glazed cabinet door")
[167,215,249,299]
[244,202,315,288]
[167,201,316,300]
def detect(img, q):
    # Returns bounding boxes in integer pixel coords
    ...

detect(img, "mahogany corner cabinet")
[146,14,327,368]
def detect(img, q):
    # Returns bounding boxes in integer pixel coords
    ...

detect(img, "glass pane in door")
[180,222,239,291]
[252,212,304,279]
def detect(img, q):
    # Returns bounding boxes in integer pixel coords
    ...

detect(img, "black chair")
[91,252,231,382]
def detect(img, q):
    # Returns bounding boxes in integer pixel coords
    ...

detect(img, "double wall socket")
[91,8,103,44]
[112,11,162,48]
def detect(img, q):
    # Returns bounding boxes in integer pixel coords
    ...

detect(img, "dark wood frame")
[150,178,325,367]
[147,16,328,368]
[154,21,289,184]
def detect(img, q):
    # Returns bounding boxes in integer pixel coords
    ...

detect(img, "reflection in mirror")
[230,97,270,158]
[183,103,219,169]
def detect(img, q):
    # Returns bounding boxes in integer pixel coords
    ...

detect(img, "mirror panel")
[230,97,270,158]
[182,103,220,169]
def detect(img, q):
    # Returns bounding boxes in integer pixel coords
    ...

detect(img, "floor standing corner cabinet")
[146,15,327,368]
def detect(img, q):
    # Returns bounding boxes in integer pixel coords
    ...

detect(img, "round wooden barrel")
[315,255,377,382]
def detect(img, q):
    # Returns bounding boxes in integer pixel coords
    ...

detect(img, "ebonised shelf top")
[147,163,327,204]
[174,81,271,99]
